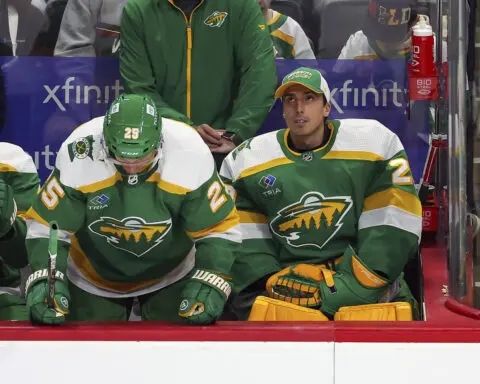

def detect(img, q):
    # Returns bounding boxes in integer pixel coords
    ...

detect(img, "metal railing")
[447,0,480,311]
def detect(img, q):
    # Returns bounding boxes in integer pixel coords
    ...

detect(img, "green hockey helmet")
[103,94,161,161]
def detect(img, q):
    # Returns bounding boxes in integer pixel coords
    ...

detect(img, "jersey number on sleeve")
[207,181,227,213]
[389,158,413,185]
[41,177,65,210]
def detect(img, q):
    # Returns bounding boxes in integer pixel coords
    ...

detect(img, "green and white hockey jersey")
[0,143,40,296]
[25,117,240,298]
[220,119,422,305]
[268,10,315,59]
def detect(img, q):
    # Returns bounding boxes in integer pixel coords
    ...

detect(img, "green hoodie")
[120,0,277,141]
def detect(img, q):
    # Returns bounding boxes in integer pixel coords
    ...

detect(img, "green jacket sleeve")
[120,2,194,126]
[226,0,277,140]
[25,169,85,275]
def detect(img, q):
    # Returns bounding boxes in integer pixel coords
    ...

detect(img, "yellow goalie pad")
[248,296,329,321]
[334,302,413,321]
[248,297,412,321]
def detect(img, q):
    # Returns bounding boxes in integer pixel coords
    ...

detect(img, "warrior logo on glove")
[178,269,232,324]
[270,192,353,249]
[191,269,232,297]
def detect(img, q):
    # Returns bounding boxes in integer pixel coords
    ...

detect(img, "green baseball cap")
[274,67,331,103]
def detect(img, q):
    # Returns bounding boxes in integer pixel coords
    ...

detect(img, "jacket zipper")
[169,0,204,119]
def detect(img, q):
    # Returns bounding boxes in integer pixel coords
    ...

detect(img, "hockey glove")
[0,179,16,238]
[178,269,231,325]
[26,269,70,325]
[266,264,337,308]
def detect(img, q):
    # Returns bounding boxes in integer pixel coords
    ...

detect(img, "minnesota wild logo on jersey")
[270,192,353,249]
[204,11,228,28]
[88,216,172,257]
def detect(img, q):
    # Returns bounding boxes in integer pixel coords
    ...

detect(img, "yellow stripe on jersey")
[238,157,293,180]
[69,236,162,292]
[186,208,239,239]
[147,173,192,195]
[24,207,51,227]
[267,11,281,26]
[0,163,18,172]
[270,29,295,46]
[238,210,268,224]
[322,151,384,161]
[17,211,28,222]
[77,172,122,193]
[363,188,421,217]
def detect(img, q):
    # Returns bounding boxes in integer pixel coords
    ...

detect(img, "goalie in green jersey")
[220,67,422,321]
[25,94,240,325]
[0,143,40,320]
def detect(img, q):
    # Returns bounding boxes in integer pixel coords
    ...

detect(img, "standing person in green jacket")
[120,0,278,168]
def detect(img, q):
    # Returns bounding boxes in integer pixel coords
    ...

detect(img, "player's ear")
[323,101,331,118]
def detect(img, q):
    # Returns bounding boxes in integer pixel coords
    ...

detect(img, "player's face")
[282,84,331,137]
[114,150,157,174]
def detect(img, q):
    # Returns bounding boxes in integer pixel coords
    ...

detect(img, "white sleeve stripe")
[192,226,241,243]
[239,223,272,240]
[358,206,422,238]
[26,220,72,243]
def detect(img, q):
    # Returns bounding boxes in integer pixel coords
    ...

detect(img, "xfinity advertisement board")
[0,57,429,182]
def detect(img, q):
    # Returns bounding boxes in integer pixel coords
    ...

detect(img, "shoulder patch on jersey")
[55,117,116,190]
[231,138,253,160]
[68,135,94,161]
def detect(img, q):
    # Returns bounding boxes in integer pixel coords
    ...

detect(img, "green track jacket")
[120,0,277,141]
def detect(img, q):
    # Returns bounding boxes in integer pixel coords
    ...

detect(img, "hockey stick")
[417,133,447,204]
[47,221,58,308]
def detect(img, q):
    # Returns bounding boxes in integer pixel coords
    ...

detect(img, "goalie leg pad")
[334,302,413,321]
[248,296,329,321]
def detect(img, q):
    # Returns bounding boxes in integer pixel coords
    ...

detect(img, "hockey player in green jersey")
[25,94,240,325]
[0,143,40,320]
[220,67,422,321]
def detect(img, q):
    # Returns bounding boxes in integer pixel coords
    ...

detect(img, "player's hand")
[196,124,223,148]
[0,179,17,238]
[210,138,236,154]
[25,270,70,325]
[178,269,231,325]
